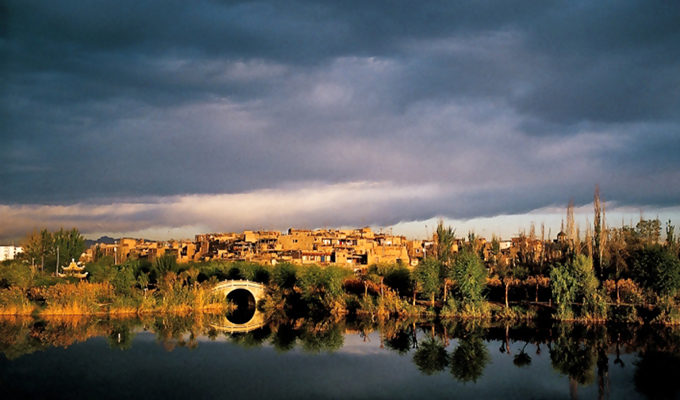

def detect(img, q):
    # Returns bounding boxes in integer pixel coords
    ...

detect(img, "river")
[0,314,677,399]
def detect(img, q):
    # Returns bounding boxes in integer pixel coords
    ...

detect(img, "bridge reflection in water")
[210,280,267,333]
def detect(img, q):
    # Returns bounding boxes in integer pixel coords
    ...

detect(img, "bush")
[0,288,36,315]
[36,282,115,315]
[603,279,645,304]
[441,298,491,319]
[0,262,34,290]
[608,305,642,324]
[651,297,680,325]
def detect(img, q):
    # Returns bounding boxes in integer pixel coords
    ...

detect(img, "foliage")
[636,218,662,247]
[52,228,86,269]
[367,263,413,297]
[226,262,271,284]
[550,255,608,320]
[492,304,537,321]
[155,271,227,313]
[355,289,421,317]
[271,263,299,290]
[435,220,456,263]
[631,245,680,297]
[0,261,34,291]
[602,279,644,304]
[36,282,115,315]
[21,229,53,270]
[0,288,37,315]
[651,296,680,325]
[451,249,487,305]
[153,253,180,279]
[297,264,353,312]
[86,256,117,283]
[608,305,642,324]
[413,259,441,306]
[441,298,491,319]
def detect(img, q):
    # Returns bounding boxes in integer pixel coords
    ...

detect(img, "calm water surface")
[0,315,677,400]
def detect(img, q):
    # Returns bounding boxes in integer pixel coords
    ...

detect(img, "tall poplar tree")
[22,229,53,270]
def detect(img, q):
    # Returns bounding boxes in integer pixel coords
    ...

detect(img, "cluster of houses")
[84,226,564,271]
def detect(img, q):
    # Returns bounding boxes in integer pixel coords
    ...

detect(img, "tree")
[550,255,607,320]
[435,220,456,264]
[413,259,441,307]
[636,217,661,247]
[22,229,53,270]
[593,185,606,280]
[435,220,457,301]
[550,262,578,320]
[271,262,298,290]
[631,246,680,297]
[153,253,179,280]
[666,220,678,254]
[490,235,501,271]
[496,259,527,309]
[451,249,487,306]
[606,227,629,304]
[52,228,85,268]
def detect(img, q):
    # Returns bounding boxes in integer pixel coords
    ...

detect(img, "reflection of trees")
[449,333,491,383]
[5,312,680,400]
[633,327,680,400]
[634,350,680,400]
[549,323,613,400]
[300,325,343,353]
[550,325,598,386]
[0,317,41,359]
[0,316,146,358]
[384,324,416,355]
[270,323,299,353]
[513,342,532,368]
[406,320,491,383]
[107,320,135,350]
[228,326,273,348]
[412,336,448,375]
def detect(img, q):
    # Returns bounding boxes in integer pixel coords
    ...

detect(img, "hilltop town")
[83,226,561,272]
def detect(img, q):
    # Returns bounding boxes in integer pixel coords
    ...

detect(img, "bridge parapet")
[211,280,266,302]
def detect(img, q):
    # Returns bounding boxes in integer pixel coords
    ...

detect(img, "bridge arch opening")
[226,289,256,324]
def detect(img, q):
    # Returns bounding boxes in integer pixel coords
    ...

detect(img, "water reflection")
[0,315,679,399]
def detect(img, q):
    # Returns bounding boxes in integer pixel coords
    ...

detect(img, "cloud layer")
[2,0,679,240]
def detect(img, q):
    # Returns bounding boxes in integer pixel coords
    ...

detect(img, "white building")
[0,246,23,262]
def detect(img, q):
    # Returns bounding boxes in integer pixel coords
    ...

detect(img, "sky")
[1,0,679,243]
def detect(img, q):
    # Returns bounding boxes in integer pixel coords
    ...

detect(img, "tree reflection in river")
[449,331,491,383]
[1,314,680,399]
[412,335,448,375]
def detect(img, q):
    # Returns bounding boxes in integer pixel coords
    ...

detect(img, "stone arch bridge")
[211,280,266,302]
[210,280,267,333]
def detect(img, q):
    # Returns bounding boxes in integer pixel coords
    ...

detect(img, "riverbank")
[2,256,680,324]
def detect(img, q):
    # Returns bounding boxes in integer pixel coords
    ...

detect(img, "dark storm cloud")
[1,0,679,236]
